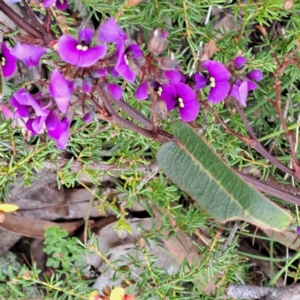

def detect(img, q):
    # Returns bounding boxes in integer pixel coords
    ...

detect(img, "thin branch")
[0,0,43,40]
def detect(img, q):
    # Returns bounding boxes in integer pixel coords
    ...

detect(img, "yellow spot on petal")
[0,204,19,213]
[82,45,88,51]
[179,102,184,108]
[110,287,125,300]
[210,77,216,88]
[76,44,83,50]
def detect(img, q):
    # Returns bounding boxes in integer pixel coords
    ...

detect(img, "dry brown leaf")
[283,0,294,9]
[150,204,218,295]
[0,214,84,238]
[200,40,219,62]
[255,25,268,37]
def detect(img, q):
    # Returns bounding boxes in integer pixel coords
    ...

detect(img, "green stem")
[269,250,300,285]
[258,123,300,142]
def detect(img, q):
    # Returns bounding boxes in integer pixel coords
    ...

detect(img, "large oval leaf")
[157,122,292,231]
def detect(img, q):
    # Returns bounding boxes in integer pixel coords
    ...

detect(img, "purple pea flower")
[230,69,262,107]
[10,88,48,118]
[10,43,46,68]
[234,56,247,69]
[42,0,68,10]
[49,69,73,114]
[45,110,70,149]
[0,43,17,77]
[229,80,258,107]
[195,60,230,104]
[57,28,107,67]
[99,17,142,82]
[247,70,263,82]
[160,82,200,122]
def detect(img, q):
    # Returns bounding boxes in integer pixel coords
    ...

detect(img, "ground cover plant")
[0,0,300,299]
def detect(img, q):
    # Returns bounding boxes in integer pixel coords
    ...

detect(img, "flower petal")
[164,70,182,84]
[11,88,48,116]
[203,60,230,81]
[77,45,107,67]
[49,69,73,113]
[45,110,62,139]
[11,43,46,67]
[78,28,94,45]
[135,82,149,100]
[55,0,68,10]
[194,73,208,90]
[160,83,177,111]
[107,83,123,100]
[55,117,70,149]
[208,80,230,103]
[1,43,17,77]
[42,0,56,7]
[57,34,81,65]
[99,17,126,43]
[178,98,200,122]
[175,82,197,102]
[247,70,263,82]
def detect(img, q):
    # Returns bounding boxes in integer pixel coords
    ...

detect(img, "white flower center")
[124,54,129,65]
[210,77,216,88]
[157,86,163,96]
[178,97,184,108]
[1,56,5,66]
[76,44,88,51]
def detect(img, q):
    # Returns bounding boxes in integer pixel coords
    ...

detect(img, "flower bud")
[148,28,168,55]
[158,53,178,70]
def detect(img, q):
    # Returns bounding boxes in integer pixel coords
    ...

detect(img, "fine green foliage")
[157,122,292,231]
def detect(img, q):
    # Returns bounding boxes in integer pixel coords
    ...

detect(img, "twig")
[226,283,300,300]
[0,0,43,40]
[233,99,298,179]
[21,0,55,45]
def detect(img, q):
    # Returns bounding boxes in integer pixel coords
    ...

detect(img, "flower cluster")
[1,15,262,149]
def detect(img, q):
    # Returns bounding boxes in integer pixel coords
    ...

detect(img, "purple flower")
[229,80,258,107]
[10,43,46,67]
[10,88,48,118]
[0,43,17,77]
[99,18,142,82]
[57,28,107,67]
[42,0,68,10]
[247,70,263,82]
[234,56,247,69]
[49,69,73,114]
[297,227,300,236]
[106,83,123,100]
[114,40,141,82]
[160,82,200,122]
[45,110,70,149]
[201,60,230,103]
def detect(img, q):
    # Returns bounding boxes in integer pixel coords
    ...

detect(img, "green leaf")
[157,123,292,231]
